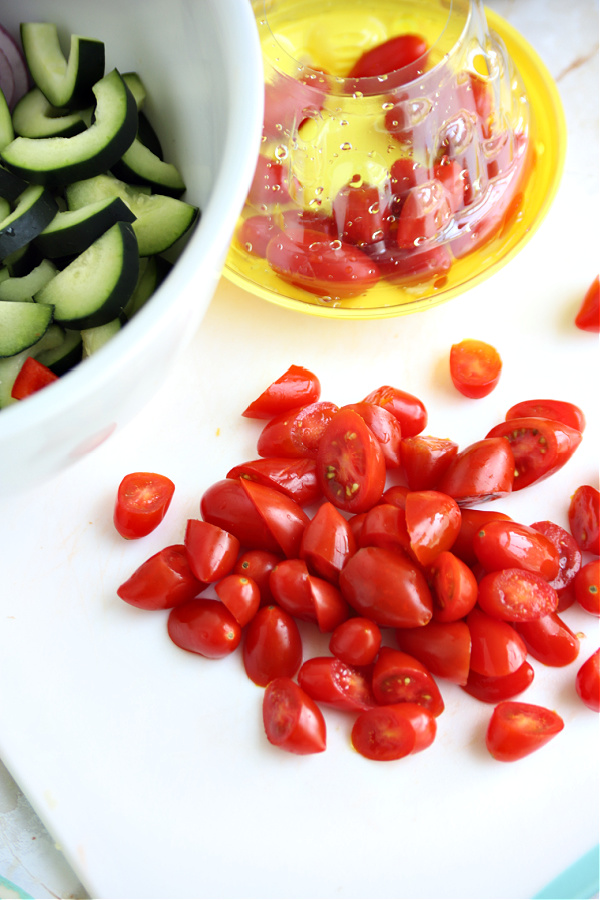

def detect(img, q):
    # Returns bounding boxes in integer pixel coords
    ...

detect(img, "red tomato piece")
[573,559,600,616]
[399,434,459,491]
[514,611,580,667]
[351,702,436,761]
[262,71,325,142]
[298,656,377,711]
[362,385,428,437]
[117,544,205,610]
[299,501,357,583]
[237,214,281,258]
[10,356,59,400]
[200,479,296,555]
[395,619,471,685]
[347,33,428,80]
[184,519,239,583]
[472,520,560,581]
[239,478,309,559]
[530,520,582,592]
[247,153,292,209]
[227,457,322,506]
[242,365,321,419]
[390,157,431,206]
[257,401,339,459]
[342,401,404,468]
[234,549,283,606]
[358,503,411,556]
[372,647,444,716]
[436,437,514,506]
[316,407,386,513]
[485,701,564,762]
[433,156,465,212]
[309,574,351,632]
[381,484,411,509]
[477,568,558,622]
[427,550,479,622]
[242,605,303,686]
[574,275,599,332]
[449,339,502,399]
[451,507,513,568]
[281,208,338,236]
[467,607,527,677]
[461,661,535,704]
[263,677,327,755]
[396,179,452,249]
[332,181,392,246]
[365,240,453,286]
[113,471,175,540]
[575,649,600,712]
[339,545,433,628]
[167,597,241,659]
[215,574,261,627]
[266,228,380,299]
[568,485,600,555]
[329,617,382,667]
[269,558,314,621]
[404,489,462,567]
[505,399,586,434]
[485,417,582,492]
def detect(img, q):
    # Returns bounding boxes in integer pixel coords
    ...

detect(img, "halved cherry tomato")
[339,545,433,627]
[530,520,582,592]
[477,569,558,622]
[449,339,502,399]
[347,33,428,80]
[167,597,241,659]
[263,677,327,755]
[242,605,303,686]
[237,214,280,258]
[395,619,471,685]
[358,503,411,556]
[461,661,535,704]
[262,72,324,141]
[239,478,309,559]
[436,437,514,506]
[329,617,382,667]
[270,558,350,631]
[117,544,204,610]
[351,702,436,761]
[184,519,239,583]
[227,457,322,506]
[573,559,600,616]
[399,434,459,491]
[247,153,292,209]
[266,228,380,299]
[505,399,586,434]
[433,156,465,212]
[451,508,513,567]
[485,417,582,492]
[257,401,340,459]
[472,520,560,581]
[362,385,428,437]
[575,649,600,712]
[390,157,430,207]
[215,574,261,627]
[404,489,461,566]
[467,607,527,677]
[11,356,59,400]
[396,179,452,249]
[427,550,479,622]
[381,484,411,509]
[113,471,175,540]
[514,611,580,667]
[316,407,386,513]
[299,501,357,583]
[298,656,376,711]
[372,646,444,715]
[234,549,283,606]
[342,401,403,469]
[332,181,392,246]
[574,275,599,332]
[568,485,600,555]
[242,365,321,419]
[485,701,564,761]
[365,240,452,285]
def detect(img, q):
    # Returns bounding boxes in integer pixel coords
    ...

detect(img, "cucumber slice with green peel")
[35,326,82,375]
[122,253,172,318]
[122,73,146,111]
[0,164,28,202]
[3,242,43,276]
[0,298,53,357]
[12,88,87,139]
[81,317,122,356]
[20,23,105,110]
[0,257,57,301]
[0,183,58,257]
[112,137,185,197]
[34,220,139,329]
[0,88,14,151]
[0,69,138,188]
[34,196,136,258]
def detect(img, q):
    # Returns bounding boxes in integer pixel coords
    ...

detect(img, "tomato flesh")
[242,365,321,419]
[574,275,599,332]
[184,518,239,583]
[485,701,564,761]
[351,702,436,761]
[486,417,582,491]
[298,656,377,711]
[575,649,600,712]
[242,605,303,686]
[167,597,242,659]
[117,544,204,610]
[568,485,600,554]
[372,647,445,715]
[462,661,535,704]
[113,471,175,539]
[514,611,580,667]
[449,339,502,399]
[477,569,558,622]
[263,677,327,755]
[317,407,386,513]
[11,356,59,400]
[329,617,382,667]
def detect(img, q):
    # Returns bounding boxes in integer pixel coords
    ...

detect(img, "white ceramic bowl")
[0,0,263,497]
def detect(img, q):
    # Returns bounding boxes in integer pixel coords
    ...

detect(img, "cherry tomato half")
[332,181,392,246]
[427,550,479,623]
[329,617,382,667]
[472,520,560,581]
[242,365,321,419]
[396,180,452,249]
[574,275,599,332]
[316,407,386,513]
[372,647,445,716]
[505,399,586,434]
[477,569,558,622]
[575,649,600,712]
[568,485,600,555]
[395,619,471,685]
[247,153,292,209]
[113,471,175,540]
[117,544,204,610]
[404,489,462,567]
[362,385,428,437]
[351,702,436,761]
[263,677,327,755]
[485,417,582,492]
[227,457,322,506]
[573,559,600,616]
[184,518,239,584]
[485,701,564,762]
[467,607,527,677]
[461,661,535,704]
[514,611,580,667]
[530,520,582,592]
[234,549,283,606]
[299,501,357,583]
[347,33,428,80]
[399,434,459,491]
[342,401,404,469]
[449,339,502,399]
[298,656,376,711]
[167,597,241,659]
[436,437,514,506]
[215,574,261,627]
[11,356,58,400]
[242,604,303,686]
[257,401,339,459]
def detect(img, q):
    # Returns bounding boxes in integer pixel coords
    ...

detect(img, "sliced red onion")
[0,25,29,108]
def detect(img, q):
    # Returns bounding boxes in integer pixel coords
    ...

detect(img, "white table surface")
[1,1,598,898]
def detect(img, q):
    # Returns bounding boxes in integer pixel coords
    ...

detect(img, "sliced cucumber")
[0,299,53,357]
[34,196,136,258]
[122,254,172,318]
[0,164,28,202]
[3,242,43,276]
[12,87,87,139]
[81,317,122,356]
[0,183,58,258]
[34,220,139,329]
[122,72,146,110]
[112,137,185,196]
[0,88,14,151]
[0,69,138,188]
[20,23,105,110]
[0,324,65,407]
[35,326,82,374]
[0,257,57,301]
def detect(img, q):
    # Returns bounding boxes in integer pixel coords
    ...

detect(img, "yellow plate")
[222,9,566,319]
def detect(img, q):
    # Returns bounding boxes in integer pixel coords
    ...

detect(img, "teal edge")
[533,846,600,900]
[0,875,34,900]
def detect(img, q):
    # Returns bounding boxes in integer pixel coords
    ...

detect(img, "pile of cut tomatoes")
[115,363,599,762]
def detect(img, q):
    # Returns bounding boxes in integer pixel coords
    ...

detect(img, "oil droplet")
[340,142,353,151]
[274,144,289,160]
